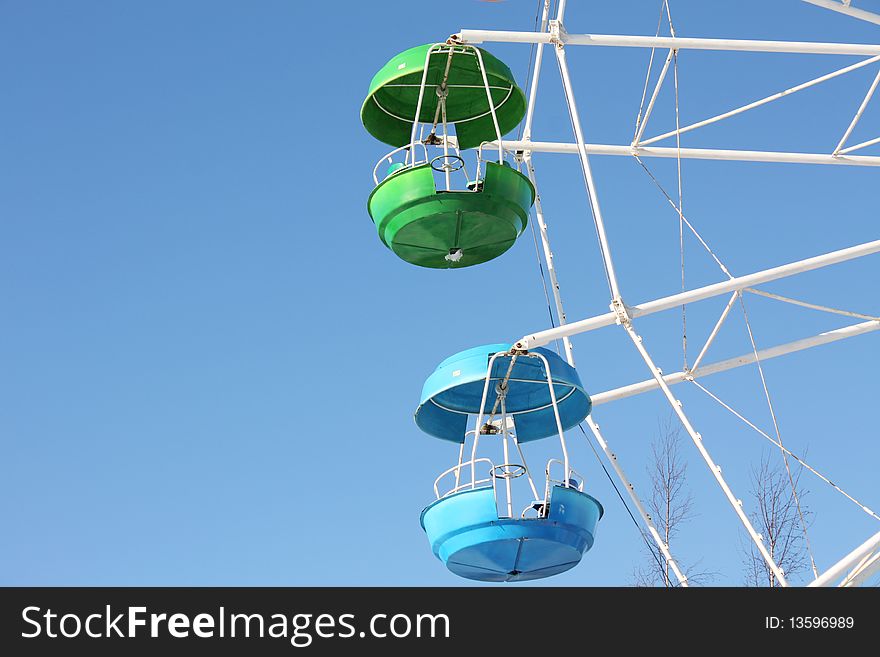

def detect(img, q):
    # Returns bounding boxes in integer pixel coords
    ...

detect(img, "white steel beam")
[690,292,739,373]
[640,55,880,147]
[586,418,690,586]
[457,30,880,56]
[525,155,690,585]
[482,139,880,166]
[555,0,568,23]
[632,49,674,146]
[839,134,880,153]
[841,550,880,587]
[524,157,574,365]
[622,321,789,585]
[515,239,880,350]
[591,320,880,406]
[803,0,880,26]
[834,66,880,154]
[521,0,551,142]
[552,39,701,583]
[554,42,622,298]
[809,529,880,586]
[522,33,689,583]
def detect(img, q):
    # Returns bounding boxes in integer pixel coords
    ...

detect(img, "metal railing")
[371,143,429,185]
[475,141,522,180]
[519,460,585,519]
[544,457,584,493]
[433,457,496,499]
[371,142,481,191]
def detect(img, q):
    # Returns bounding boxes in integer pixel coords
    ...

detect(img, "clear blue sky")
[2,0,878,586]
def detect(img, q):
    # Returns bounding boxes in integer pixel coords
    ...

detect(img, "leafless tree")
[743,452,812,587]
[633,416,710,587]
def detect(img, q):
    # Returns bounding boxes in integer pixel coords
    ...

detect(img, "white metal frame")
[454,2,880,586]
[434,456,496,499]
[804,0,880,27]
[514,239,880,350]
[374,42,515,196]
[431,345,587,521]
[471,350,578,490]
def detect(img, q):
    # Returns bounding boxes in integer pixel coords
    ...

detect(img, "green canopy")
[361,43,527,150]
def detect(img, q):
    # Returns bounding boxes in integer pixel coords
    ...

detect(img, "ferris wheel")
[360,0,880,585]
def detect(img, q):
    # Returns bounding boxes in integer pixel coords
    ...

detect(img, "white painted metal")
[520,2,572,360]
[372,143,428,185]
[632,49,674,146]
[639,55,880,147]
[545,459,583,493]
[457,29,880,56]
[524,149,690,581]
[550,23,784,578]
[512,433,541,502]
[834,66,880,154]
[515,239,880,350]
[524,157,575,366]
[809,529,880,586]
[454,5,879,587]
[841,550,880,587]
[500,393,513,518]
[586,418,690,586]
[454,441,465,492]
[554,41,622,298]
[483,139,880,166]
[621,320,789,585]
[434,457,494,498]
[591,320,880,406]
[544,30,697,585]
[522,0,551,142]
[555,0,568,22]
[744,287,880,321]
[839,133,880,152]
[803,0,880,26]
[691,379,880,524]
[472,47,506,163]
[470,351,501,490]
[516,7,691,572]
[441,95,452,190]
[533,351,572,481]
[690,292,739,372]
[409,45,439,154]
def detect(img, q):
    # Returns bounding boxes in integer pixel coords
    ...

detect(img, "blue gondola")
[415,343,603,582]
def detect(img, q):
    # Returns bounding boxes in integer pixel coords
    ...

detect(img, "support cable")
[528,210,563,355]
[691,379,880,523]
[744,288,880,322]
[578,423,672,582]
[738,294,820,578]
[631,2,817,582]
[632,1,669,142]
[523,0,688,584]
[516,0,545,142]
[632,156,734,279]
[673,49,687,369]
[525,140,680,583]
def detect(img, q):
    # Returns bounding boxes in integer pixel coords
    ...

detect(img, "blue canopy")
[414,343,592,443]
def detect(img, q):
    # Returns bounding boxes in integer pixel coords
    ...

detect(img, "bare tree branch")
[632,415,715,587]
[743,451,812,587]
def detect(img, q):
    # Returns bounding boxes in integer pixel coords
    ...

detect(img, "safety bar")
[433,457,496,499]
[371,143,430,185]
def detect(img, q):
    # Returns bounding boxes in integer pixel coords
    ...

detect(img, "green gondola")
[362,43,534,269]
